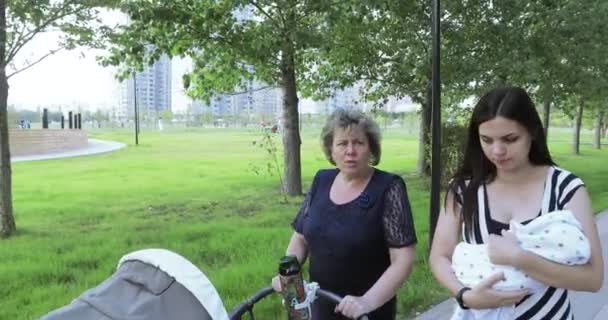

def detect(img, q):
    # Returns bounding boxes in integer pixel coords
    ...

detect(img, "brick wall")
[9,129,88,157]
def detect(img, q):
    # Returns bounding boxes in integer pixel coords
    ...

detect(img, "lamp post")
[429,0,442,248]
[134,75,139,145]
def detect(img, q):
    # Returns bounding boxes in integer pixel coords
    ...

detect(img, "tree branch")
[224,85,277,96]
[275,0,286,26]
[296,0,342,23]
[7,47,63,79]
[6,0,87,64]
[359,74,402,89]
[248,0,282,30]
[6,22,27,58]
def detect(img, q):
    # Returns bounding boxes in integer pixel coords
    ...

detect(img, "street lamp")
[134,75,139,145]
[429,0,442,248]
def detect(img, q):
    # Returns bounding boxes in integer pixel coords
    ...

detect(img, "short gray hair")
[320,108,382,166]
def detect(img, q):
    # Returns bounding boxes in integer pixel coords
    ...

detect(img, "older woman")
[272,108,417,320]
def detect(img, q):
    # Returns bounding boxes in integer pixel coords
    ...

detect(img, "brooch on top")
[358,192,373,209]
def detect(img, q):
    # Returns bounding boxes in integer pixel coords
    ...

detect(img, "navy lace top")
[292,169,417,319]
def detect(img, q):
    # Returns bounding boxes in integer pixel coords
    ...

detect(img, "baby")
[451,210,591,320]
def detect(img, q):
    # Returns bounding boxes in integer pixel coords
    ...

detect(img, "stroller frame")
[229,286,370,320]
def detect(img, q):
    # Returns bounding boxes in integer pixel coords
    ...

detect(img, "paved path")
[11,139,126,163]
[416,210,608,319]
[571,210,608,320]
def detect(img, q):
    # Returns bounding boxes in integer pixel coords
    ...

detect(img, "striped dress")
[457,166,585,320]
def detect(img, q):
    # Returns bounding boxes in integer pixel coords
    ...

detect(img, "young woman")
[429,86,604,319]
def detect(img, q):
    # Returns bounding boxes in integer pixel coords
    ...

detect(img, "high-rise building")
[210,95,232,116]
[252,86,281,117]
[118,54,172,123]
[319,85,368,114]
[201,82,281,119]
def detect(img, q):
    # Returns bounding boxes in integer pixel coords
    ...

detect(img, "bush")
[426,122,468,187]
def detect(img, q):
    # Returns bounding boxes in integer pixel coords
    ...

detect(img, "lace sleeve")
[383,178,417,248]
[291,188,312,233]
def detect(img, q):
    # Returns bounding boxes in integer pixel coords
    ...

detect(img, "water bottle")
[278,255,311,320]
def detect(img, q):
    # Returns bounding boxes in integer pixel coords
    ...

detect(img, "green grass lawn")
[1,126,606,320]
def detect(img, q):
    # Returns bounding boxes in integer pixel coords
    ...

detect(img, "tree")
[515,0,583,138]
[302,1,426,174]
[159,109,173,121]
[0,0,112,237]
[305,0,483,175]
[93,108,109,128]
[440,0,608,136]
[603,111,608,139]
[439,0,608,163]
[48,110,63,123]
[572,97,584,155]
[101,1,354,196]
[559,1,608,154]
[593,107,604,149]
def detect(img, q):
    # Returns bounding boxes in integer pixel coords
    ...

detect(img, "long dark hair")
[447,86,555,237]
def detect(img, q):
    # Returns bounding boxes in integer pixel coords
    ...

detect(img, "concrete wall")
[9,129,88,157]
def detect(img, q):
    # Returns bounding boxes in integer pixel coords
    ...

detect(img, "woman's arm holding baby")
[489,187,603,292]
[430,191,528,309]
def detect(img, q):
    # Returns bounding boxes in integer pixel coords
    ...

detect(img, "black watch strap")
[455,287,471,310]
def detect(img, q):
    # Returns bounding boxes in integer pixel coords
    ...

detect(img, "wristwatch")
[455,287,471,310]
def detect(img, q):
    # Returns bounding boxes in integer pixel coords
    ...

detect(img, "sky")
[7,31,120,110]
[6,26,204,114]
[5,10,417,114]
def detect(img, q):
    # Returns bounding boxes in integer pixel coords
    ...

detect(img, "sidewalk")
[11,138,126,163]
[416,209,608,320]
[571,210,608,320]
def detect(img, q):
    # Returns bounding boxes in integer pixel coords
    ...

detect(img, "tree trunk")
[594,110,604,149]
[572,97,583,155]
[602,111,607,139]
[0,0,16,238]
[280,47,302,196]
[542,83,552,139]
[416,83,432,176]
[0,72,13,238]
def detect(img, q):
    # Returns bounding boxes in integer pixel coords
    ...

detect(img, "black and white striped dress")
[458,166,585,320]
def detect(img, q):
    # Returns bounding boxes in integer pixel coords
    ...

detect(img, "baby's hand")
[488,230,523,266]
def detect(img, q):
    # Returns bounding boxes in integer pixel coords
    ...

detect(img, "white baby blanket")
[451,210,591,320]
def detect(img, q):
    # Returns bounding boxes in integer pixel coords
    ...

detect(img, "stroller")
[42,249,369,320]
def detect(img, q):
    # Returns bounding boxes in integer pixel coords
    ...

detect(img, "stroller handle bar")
[229,287,274,319]
[229,286,369,320]
[315,289,370,320]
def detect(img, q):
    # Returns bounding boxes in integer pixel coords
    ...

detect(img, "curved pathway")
[11,139,126,163]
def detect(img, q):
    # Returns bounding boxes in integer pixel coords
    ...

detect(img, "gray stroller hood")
[42,249,230,320]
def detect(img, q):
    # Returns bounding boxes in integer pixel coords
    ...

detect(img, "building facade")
[117,54,172,124]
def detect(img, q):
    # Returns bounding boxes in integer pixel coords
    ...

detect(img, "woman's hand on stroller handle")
[316,289,370,320]
[230,284,370,320]
[334,295,372,320]
[271,275,282,292]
